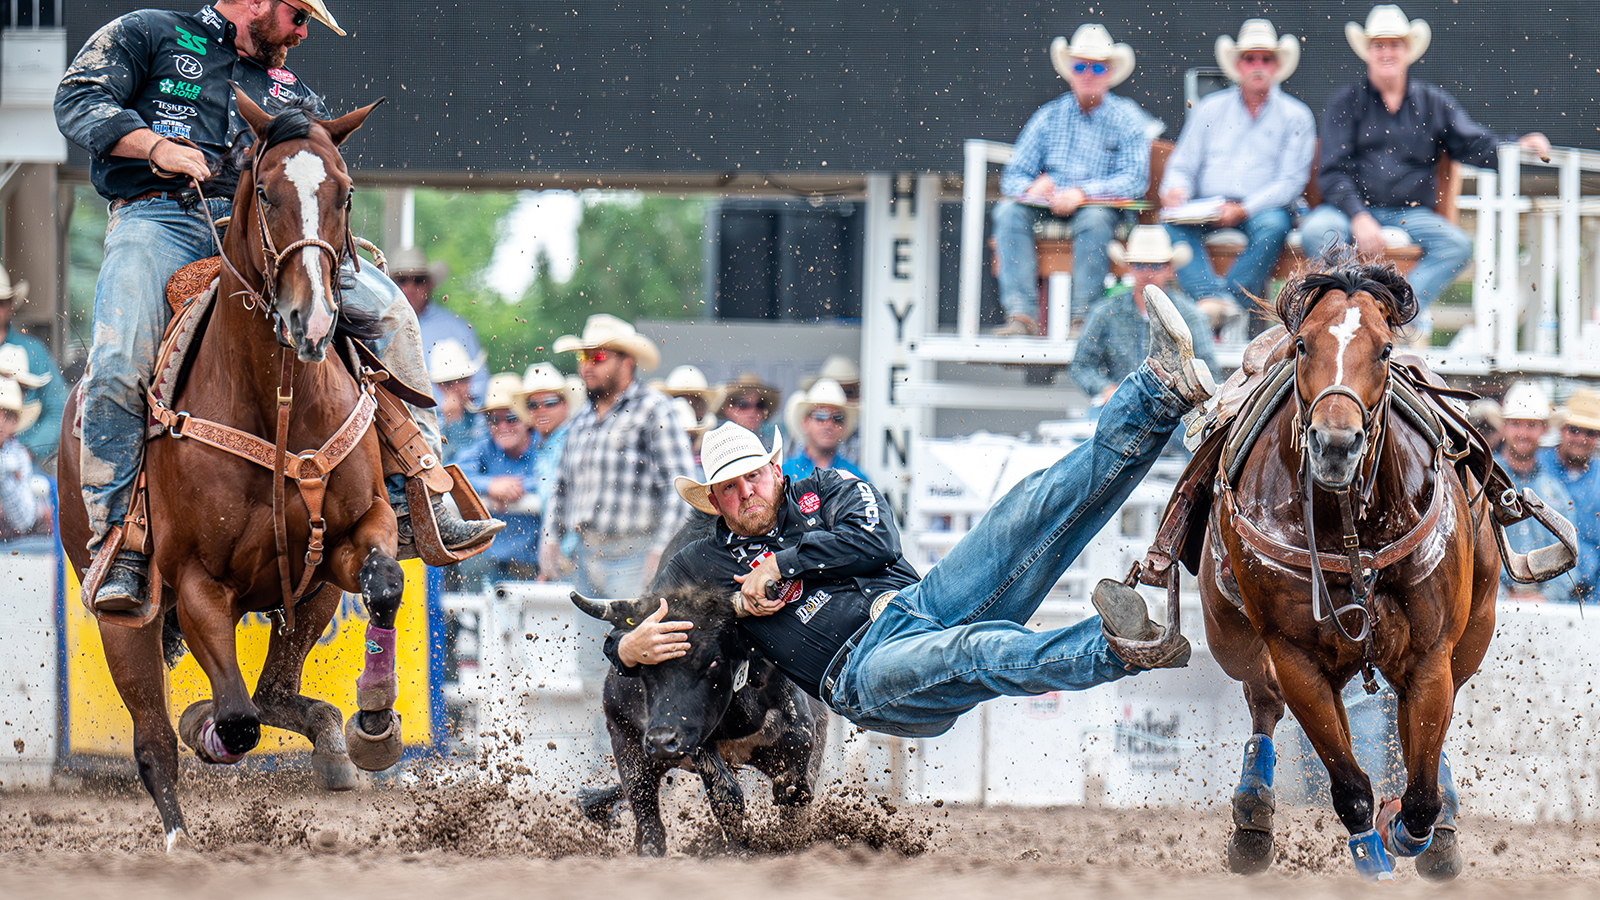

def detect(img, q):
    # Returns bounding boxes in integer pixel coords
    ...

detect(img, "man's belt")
[819,590,898,709]
[109,189,180,211]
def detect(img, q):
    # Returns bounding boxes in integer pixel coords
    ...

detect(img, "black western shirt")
[56,4,329,202]
[608,469,921,699]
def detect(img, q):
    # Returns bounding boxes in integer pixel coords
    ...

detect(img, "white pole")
[1559,150,1582,359]
[1472,168,1497,358]
[959,141,988,339]
[1497,144,1522,359]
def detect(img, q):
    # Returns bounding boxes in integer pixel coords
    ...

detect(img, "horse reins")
[146,135,377,633]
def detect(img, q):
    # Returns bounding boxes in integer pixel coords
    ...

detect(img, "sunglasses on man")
[273,0,311,27]
[1564,424,1600,439]
[393,275,431,286]
[576,348,614,365]
[728,396,768,411]
[485,412,521,426]
[1130,262,1168,273]
[529,396,566,409]
[808,410,848,426]
[1072,61,1109,76]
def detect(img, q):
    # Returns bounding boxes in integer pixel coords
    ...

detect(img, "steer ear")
[570,592,644,628]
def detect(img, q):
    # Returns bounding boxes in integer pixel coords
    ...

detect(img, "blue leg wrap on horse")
[1437,752,1460,830]
[1240,733,1275,788]
[1348,829,1395,881]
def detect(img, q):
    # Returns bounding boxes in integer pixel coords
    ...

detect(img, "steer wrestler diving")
[603,287,1213,738]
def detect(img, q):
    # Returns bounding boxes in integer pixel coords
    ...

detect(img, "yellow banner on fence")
[64,560,435,757]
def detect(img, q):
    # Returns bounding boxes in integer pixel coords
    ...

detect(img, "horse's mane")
[1274,246,1418,332]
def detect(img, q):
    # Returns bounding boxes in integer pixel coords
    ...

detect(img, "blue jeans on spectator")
[1165,208,1293,305]
[993,200,1118,324]
[828,364,1186,737]
[1298,205,1473,319]
[81,195,441,552]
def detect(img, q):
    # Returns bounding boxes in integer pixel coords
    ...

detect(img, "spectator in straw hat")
[1160,19,1314,336]
[428,338,485,464]
[390,246,488,403]
[0,378,40,537]
[801,355,861,464]
[1495,382,1574,602]
[654,364,722,426]
[521,362,575,533]
[454,373,544,586]
[1072,227,1215,419]
[1543,389,1600,602]
[992,23,1153,337]
[0,269,65,467]
[541,313,692,596]
[1303,4,1552,342]
[719,372,782,449]
[1467,398,1504,454]
[782,378,866,482]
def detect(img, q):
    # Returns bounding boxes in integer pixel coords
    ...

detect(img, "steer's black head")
[572,588,747,761]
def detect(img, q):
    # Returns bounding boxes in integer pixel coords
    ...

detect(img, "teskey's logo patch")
[268,68,296,84]
[798,492,821,514]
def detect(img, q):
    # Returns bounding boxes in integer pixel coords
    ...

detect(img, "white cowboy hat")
[427,338,485,384]
[1346,5,1431,65]
[552,313,662,371]
[0,378,40,433]
[673,423,784,514]
[294,0,345,36]
[1108,225,1194,269]
[719,372,781,417]
[480,372,530,417]
[670,396,717,438]
[0,344,49,389]
[785,378,859,442]
[1556,389,1600,433]
[1501,382,1552,423]
[0,268,26,303]
[522,361,567,396]
[1050,24,1136,89]
[562,374,588,411]
[659,364,723,406]
[385,246,450,284]
[1216,19,1300,84]
[800,355,861,392]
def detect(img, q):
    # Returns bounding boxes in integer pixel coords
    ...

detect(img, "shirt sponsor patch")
[153,101,197,119]
[799,492,820,514]
[152,120,193,139]
[198,6,224,28]
[158,79,202,100]
[794,589,832,624]
[268,68,297,84]
[855,481,879,532]
[174,25,209,55]
[269,83,299,102]
[172,53,204,79]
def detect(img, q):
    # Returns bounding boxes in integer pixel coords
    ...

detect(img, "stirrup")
[401,465,499,566]
[81,525,164,628]
[1493,487,1578,584]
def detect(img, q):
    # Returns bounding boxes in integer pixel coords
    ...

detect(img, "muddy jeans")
[80,195,441,552]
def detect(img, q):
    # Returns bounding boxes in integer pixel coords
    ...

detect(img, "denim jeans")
[992,200,1118,323]
[1298,205,1473,316]
[80,196,441,551]
[828,365,1187,737]
[1165,208,1293,304]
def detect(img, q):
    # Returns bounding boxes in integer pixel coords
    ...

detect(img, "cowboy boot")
[1144,284,1217,408]
[395,494,505,560]
[94,549,150,612]
[1091,578,1191,669]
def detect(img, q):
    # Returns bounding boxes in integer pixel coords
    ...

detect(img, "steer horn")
[569,591,642,627]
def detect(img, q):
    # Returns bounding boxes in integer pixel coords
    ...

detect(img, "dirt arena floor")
[5,763,1600,899]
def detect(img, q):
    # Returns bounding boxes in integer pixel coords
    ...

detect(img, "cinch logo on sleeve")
[174,25,208,55]
[855,482,879,532]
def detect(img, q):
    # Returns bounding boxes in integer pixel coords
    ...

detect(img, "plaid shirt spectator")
[999,92,1152,200]
[542,379,694,554]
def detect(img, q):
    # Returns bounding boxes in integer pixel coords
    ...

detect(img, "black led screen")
[62,1,1600,179]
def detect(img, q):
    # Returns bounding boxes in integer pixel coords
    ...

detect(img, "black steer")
[571,587,828,856]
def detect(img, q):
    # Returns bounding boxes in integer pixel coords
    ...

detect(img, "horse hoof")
[1227,828,1275,874]
[310,750,363,791]
[166,828,197,854]
[1415,827,1464,882]
[177,700,251,764]
[344,709,402,771]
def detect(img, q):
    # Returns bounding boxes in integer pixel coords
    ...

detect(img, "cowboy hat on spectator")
[674,423,783,514]
[0,268,26,304]
[428,338,485,385]
[800,355,861,393]
[656,364,723,407]
[386,246,450,285]
[0,344,49,389]
[719,372,781,416]
[1346,5,1430,65]
[553,313,661,371]
[1501,382,1552,423]
[1108,225,1194,270]
[0,378,40,432]
[1216,19,1300,84]
[785,378,859,441]
[562,375,588,410]
[523,361,567,396]
[480,373,530,417]
[1050,24,1135,88]
[1555,389,1600,432]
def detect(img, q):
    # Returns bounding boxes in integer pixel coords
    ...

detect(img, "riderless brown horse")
[1198,263,1509,882]
[58,89,407,851]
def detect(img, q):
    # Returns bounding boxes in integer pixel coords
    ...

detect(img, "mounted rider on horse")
[55,0,503,611]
